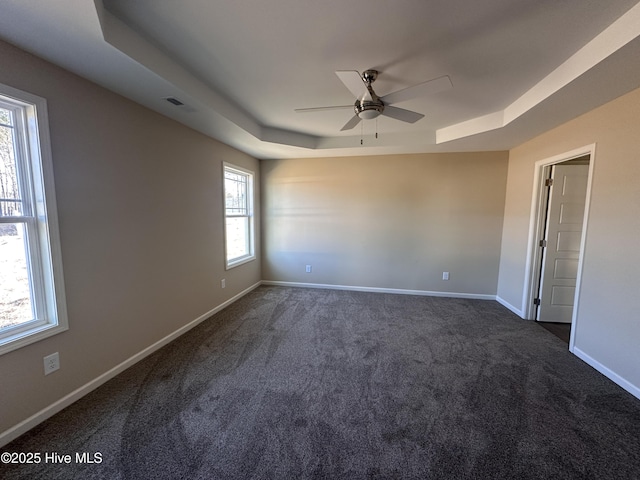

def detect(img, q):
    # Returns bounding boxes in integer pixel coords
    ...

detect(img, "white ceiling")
[1,0,640,159]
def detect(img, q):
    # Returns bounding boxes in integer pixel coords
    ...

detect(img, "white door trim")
[522,144,596,352]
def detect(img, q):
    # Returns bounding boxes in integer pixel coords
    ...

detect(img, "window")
[0,83,67,355]
[223,163,255,268]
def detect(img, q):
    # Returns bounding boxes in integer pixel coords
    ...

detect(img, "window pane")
[225,216,250,261]
[1,122,22,216]
[0,222,33,329]
[225,171,248,215]
[0,107,12,126]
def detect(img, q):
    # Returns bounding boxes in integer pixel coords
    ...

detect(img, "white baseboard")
[0,281,262,448]
[572,346,640,401]
[261,280,496,300]
[495,295,525,318]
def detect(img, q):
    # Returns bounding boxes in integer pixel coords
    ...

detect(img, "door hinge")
[545,178,554,187]
[533,298,541,306]
[539,239,547,248]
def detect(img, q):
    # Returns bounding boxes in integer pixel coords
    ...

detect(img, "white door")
[537,164,589,323]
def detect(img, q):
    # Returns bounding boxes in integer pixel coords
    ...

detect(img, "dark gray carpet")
[2,286,639,479]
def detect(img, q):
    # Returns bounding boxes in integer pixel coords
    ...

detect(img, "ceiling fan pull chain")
[376,118,378,139]
[361,121,364,145]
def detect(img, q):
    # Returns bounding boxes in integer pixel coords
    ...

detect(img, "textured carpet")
[2,286,639,479]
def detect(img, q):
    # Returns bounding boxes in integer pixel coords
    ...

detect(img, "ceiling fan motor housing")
[355,99,384,119]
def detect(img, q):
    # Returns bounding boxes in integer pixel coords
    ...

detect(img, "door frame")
[522,144,596,351]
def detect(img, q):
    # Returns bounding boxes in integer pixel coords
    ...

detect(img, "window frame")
[222,162,255,269]
[0,83,68,355]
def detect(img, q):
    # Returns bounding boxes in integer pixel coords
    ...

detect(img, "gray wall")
[497,86,640,394]
[0,40,261,435]
[261,152,509,295]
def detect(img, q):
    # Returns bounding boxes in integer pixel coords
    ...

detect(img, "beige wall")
[0,40,260,435]
[498,86,640,393]
[261,152,508,295]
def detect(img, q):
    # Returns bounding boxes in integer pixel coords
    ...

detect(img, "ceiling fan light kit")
[354,100,384,119]
[296,69,452,132]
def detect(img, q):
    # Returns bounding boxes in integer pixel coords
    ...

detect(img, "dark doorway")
[538,322,571,344]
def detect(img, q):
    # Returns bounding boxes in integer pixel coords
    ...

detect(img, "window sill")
[0,322,68,356]
[225,255,256,270]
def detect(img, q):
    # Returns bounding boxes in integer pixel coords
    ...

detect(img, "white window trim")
[223,162,255,269]
[0,83,68,355]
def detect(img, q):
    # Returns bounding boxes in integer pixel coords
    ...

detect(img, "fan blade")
[340,115,362,131]
[336,71,372,101]
[295,105,353,113]
[381,75,452,105]
[381,106,424,124]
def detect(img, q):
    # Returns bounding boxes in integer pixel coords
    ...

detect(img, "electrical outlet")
[44,352,60,375]
[221,278,226,288]
[442,272,450,281]
[305,265,312,273]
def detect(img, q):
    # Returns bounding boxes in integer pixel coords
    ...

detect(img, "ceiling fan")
[295,70,452,131]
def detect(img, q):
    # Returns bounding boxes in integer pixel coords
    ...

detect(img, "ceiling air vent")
[165,97,184,106]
